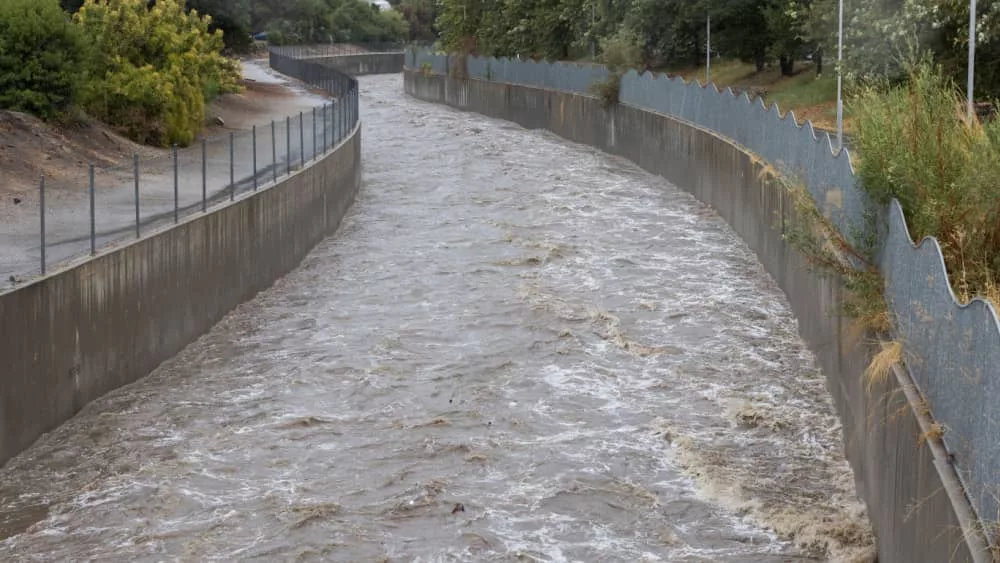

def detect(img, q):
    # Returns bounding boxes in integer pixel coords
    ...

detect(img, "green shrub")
[589,29,643,108]
[264,0,409,45]
[852,56,1000,304]
[599,29,643,74]
[75,0,241,147]
[591,78,620,109]
[0,0,85,119]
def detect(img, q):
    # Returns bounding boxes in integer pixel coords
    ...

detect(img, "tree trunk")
[694,29,702,68]
[755,55,766,73]
[779,55,795,76]
[815,48,823,75]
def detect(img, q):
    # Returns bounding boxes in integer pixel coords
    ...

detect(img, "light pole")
[591,2,596,59]
[706,12,711,83]
[967,0,977,123]
[836,0,844,149]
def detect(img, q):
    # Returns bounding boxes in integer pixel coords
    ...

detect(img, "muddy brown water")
[0,74,873,562]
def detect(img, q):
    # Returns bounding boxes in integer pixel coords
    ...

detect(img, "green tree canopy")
[187,0,254,51]
[75,0,241,146]
[397,0,437,42]
[433,0,1000,97]
[0,0,86,119]
[258,0,409,44]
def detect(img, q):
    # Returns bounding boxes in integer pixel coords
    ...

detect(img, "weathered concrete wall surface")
[404,70,984,562]
[0,127,361,467]
[315,53,403,76]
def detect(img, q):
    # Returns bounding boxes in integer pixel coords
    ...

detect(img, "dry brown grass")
[853,60,1000,311]
[864,341,903,394]
[917,422,945,448]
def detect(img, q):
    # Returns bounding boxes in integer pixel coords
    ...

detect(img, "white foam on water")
[0,73,872,562]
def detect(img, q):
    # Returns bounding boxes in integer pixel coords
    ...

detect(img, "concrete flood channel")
[0,74,873,560]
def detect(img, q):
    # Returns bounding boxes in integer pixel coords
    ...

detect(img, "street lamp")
[591,2,596,59]
[967,0,977,123]
[706,12,711,83]
[836,0,844,149]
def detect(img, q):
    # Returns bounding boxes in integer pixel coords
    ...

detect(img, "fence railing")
[269,42,407,59]
[1,52,360,288]
[404,46,1000,530]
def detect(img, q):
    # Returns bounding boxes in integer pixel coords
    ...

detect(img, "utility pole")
[706,13,711,83]
[836,0,844,149]
[591,2,596,59]
[967,0,977,123]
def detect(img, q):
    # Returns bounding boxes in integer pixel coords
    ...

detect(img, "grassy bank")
[665,60,847,134]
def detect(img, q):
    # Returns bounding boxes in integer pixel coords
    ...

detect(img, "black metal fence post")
[133,153,140,238]
[229,132,235,201]
[252,125,258,191]
[173,144,179,223]
[286,115,292,174]
[299,111,305,169]
[271,120,277,184]
[39,175,45,275]
[323,103,328,151]
[201,138,207,212]
[312,106,317,161]
[89,164,96,255]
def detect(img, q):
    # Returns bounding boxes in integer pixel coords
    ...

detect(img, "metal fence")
[269,42,407,59]
[407,49,608,95]
[405,47,1000,528]
[1,50,360,287]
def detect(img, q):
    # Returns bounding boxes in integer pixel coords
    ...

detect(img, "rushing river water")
[0,74,873,562]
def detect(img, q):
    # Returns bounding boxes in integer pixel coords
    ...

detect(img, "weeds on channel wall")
[762,162,890,331]
[756,161,902,393]
[779,54,1000,557]
[769,52,1000,402]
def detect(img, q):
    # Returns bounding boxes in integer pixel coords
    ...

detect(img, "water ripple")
[0,74,873,562]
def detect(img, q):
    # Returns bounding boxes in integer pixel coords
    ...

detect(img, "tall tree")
[712,0,773,72]
[396,0,437,42]
[437,0,489,53]
[188,0,253,51]
[763,0,808,75]
[625,0,707,67]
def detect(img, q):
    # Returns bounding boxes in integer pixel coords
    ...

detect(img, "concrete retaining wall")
[315,53,403,75]
[0,126,361,467]
[404,70,985,562]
